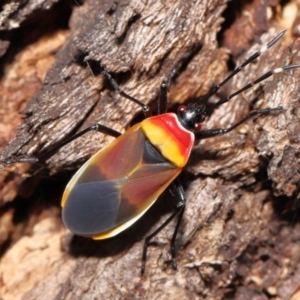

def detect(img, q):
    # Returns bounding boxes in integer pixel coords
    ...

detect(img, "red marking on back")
[148,113,194,159]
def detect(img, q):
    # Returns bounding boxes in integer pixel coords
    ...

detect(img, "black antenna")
[199,30,287,105]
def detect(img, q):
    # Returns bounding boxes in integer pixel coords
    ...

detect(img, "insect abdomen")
[61,123,181,238]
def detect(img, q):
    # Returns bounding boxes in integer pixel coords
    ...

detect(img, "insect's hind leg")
[1,124,121,165]
[141,180,186,275]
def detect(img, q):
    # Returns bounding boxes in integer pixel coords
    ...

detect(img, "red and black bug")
[2,30,300,274]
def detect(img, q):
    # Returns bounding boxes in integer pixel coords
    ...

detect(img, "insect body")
[2,30,300,274]
[61,113,193,239]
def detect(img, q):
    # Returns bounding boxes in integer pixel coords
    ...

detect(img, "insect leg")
[158,65,180,114]
[101,69,151,118]
[157,64,181,114]
[169,180,186,270]
[195,106,283,139]
[141,180,185,275]
[158,81,168,114]
[167,67,178,88]
[1,124,121,165]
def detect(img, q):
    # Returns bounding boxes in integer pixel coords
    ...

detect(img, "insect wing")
[61,123,181,239]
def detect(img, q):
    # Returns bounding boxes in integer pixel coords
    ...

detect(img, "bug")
[1,31,300,275]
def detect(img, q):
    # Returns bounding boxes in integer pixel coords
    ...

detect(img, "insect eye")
[177,105,187,112]
[194,123,202,131]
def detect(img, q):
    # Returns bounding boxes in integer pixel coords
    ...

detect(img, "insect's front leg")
[100,69,151,118]
[195,106,283,140]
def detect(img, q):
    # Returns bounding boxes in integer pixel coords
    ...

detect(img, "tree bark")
[1,0,300,299]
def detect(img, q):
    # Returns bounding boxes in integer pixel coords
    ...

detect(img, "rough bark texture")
[1,0,300,299]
